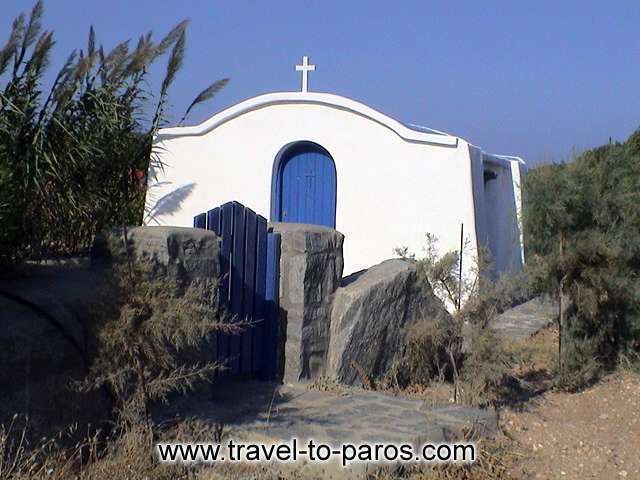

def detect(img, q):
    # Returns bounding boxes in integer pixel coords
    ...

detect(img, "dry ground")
[499,327,640,479]
[394,326,640,479]
[502,372,640,479]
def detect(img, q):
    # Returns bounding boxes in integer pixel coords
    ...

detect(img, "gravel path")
[162,379,498,445]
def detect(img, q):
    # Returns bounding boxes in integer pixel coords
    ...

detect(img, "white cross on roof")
[295,55,316,93]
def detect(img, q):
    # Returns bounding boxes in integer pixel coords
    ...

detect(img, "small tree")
[523,162,577,375]
[78,238,244,441]
[524,131,640,386]
[395,233,475,311]
[396,234,526,403]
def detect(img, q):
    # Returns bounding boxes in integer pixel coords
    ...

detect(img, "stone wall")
[0,226,222,437]
[94,225,221,283]
[0,260,108,436]
[1,221,454,437]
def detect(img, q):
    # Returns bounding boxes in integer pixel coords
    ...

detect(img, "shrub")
[76,237,245,439]
[396,235,526,405]
[458,326,513,407]
[524,130,640,385]
[400,317,462,387]
[396,233,475,311]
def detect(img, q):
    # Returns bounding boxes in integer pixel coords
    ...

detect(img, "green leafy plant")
[524,130,640,386]
[395,233,476,311]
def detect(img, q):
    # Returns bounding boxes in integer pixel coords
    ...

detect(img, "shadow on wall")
[0,262,111,438]
[144,182,196,225]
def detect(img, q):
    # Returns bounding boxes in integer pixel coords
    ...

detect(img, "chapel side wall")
[510,159,526,266]
[453,140,482,290]
[146,103,480,278]
[483,158,524,277]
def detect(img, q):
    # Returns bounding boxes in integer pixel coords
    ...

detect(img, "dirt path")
[502,373,640,479]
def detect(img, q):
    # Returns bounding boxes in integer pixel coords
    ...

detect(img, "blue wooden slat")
[218,202,234,375]
[229,202,246,374]
[262,232,281,380]
[252,216,268,374]
[205,206,221,376]
[219,202,234,303]
[241,208,258,374]
[193,212,206,228]
[207,207,220,235]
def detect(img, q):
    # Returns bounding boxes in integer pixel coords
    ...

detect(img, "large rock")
[94,225,223,368]
[94,226,221,282]
[490,296,558,339]
[328,259,451,385]
[269,222,344,383]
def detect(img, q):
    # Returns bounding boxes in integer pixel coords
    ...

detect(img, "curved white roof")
[157,91,458,147]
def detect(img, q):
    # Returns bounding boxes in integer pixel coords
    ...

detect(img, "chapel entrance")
[271,141,336,228]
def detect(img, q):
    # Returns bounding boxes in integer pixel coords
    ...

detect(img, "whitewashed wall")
[146,92,521,281]
[510,158,526,267]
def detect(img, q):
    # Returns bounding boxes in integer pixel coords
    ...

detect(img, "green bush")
[524,129,640,384]
[458,325,512,406]
[395,235,526,404]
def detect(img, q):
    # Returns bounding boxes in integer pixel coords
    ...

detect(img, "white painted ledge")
[156,91,459,147]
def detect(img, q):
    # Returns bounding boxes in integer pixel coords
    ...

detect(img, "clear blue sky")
[4,1,640,165]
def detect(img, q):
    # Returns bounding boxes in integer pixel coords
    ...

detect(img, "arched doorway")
[270,141,337,228]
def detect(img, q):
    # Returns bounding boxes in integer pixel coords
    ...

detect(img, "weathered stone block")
[94,226,221,282]
[0,262,107,436]
[269,222,344,383]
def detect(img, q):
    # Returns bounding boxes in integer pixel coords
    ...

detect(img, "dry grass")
[2,413,525,480]
[400,382,456,404]
[425,437,523,480]
[504,326,558,375]
[0,415,335,480]
[0,417,186,480]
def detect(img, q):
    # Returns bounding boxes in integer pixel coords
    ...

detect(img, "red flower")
[128,167,146,187]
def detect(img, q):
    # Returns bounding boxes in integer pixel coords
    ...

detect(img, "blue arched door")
[271,142,336,228]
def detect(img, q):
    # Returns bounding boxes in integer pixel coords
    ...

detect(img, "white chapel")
[145,56,526,281]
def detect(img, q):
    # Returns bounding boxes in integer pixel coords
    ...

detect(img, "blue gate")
[271,141,337,228]
[194,201,280,380]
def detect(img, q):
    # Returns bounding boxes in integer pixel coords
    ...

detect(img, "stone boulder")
[490,296,558,339]
[93,226,221,282]
[269,222,344,383]
[328,259,451,386]
[93,225,223,366]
